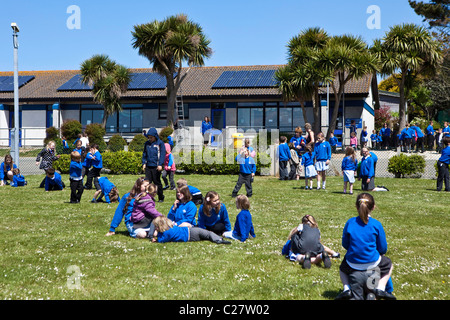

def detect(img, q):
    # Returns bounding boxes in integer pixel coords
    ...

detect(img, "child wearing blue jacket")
[329,133,338,153]
[401,123,414,153]
[91,176,119,204]
[342,147,358,195]
[314,132,331,190]
[69,151,84,203]
[152,216,230,244]
[176,178,204,205]
[10,168,26,187]
[198,191,232,235]
[168,185,198,227]
[370,130,378,150]
[84,144,102,190]
[336,193,395,300]
[437,136,450,192]
[277,136,291,180]
[224,195,255,242]
[359,148,375,191]
[44,168,65,191]
[232,147,256,198]
[1,154,18,186]
[301,145,317,190]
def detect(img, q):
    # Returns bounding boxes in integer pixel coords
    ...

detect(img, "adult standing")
[142,128,166,202]
[304,123,315,150]
[380,123,391,150]
[426,121,435,151]
[201,116,212,146]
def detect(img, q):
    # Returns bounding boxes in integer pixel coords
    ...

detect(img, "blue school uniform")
[157,225,190,243]
[90,151,103,169]
[370,134,378,143]
[277,143,291,161]
[0,162,17,183]
[45,172,64,191]
[411,126,424,138]
[109,192,135,235]
[197,203,232,232]
[231,209,256,242]
[314,141,331,161]
[301,152,315,167]
[236,154,256,174]
[329,136,338,147]
[97,177,116,203]
[360,156,374,179]
[342,156,358,171]
[11,174,26,187]
[69,160,83,180]
[426,125,435,136]
[168,201,197,226]
[289,136,305,150]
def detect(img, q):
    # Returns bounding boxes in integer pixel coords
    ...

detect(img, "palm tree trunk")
[398,72,407,134]
[166,77,176,128]
[298,98,309,125]
[371,72,381,110]
[312,87,321,134]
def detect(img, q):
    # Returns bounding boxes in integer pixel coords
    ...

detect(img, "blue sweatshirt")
[342,216,388,264]
[188,185,202,197]
[411,125,424,138]
[370,134,378,142]
[277,143,291,161]
[301,152,315,167]
[69,161,83,179]
[11,174,26,187]
[232,209,256,242]
[197,203,232,232]
[426,125,434,136]
[109,192,134,233]
[157,225,190,243]
[438,146,450,164]
[342,156,358,171]
[236,154,256,174]
[443,126,450,136]
[329,136,338,146]
[314,141,331,161]
[168,201,197,226]
[45,172,64,191]
[0,162,17,181]
[98,177,116,203]
[289,136,305,149]
[360,156,374,179]
[89,151,103,169]
[82,152,91,168]
[142,128,166,167]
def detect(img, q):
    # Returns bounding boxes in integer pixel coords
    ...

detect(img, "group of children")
[106,176,256,245]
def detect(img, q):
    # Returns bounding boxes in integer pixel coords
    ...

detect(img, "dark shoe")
[162,185,169,190]
[373,289,396,300]
[215,239,231,245]
[231,194,237,198]
[170,187,176,190]
[322,252,331,268]
[158,199,164,203]
[335,290,352,300]
[302,252,311,269]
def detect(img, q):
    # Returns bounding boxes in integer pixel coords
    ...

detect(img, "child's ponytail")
[355,193,375,224]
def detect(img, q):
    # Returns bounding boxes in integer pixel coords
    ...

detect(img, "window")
[81,104,143,133]
[265,107,278,129]
[159,103,189,120]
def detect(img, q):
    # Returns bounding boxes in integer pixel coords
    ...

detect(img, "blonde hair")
[176,178,188,188]
[301,214,318,228]
[356,193,375,224]
[294,126,303,134]
[108,187,120,203]
[71,151,81,162]
[153,216,174,233]
[236,194,250,210]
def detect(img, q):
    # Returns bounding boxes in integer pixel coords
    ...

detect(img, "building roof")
[0,65,372,103]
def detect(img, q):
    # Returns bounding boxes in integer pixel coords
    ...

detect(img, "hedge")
[53,149,272,175]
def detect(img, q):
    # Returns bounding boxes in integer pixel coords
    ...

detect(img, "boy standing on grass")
[437,136,450,192]
[232,147,256,198]
[69,151,84,203]
[277,136,291,180]
[314,132,331,190]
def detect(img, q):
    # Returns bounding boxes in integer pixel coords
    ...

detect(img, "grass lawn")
[0,173,448,300]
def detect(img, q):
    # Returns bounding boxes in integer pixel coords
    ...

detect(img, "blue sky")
[0,0,426,72]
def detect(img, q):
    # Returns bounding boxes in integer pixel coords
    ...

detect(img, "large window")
[159,103,189,120]
[81,104,143,133]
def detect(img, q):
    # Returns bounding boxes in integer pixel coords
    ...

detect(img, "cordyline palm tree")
[282,27,332,134]
[131,14,212,127]
[319,35,379,140]
[80,54,131,128]
[374,23,442,133]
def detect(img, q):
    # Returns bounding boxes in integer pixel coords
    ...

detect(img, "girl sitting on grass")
[168,185,198,227]
[131,183,163,239]
[223,195,255,242]
[198,191,232,236]
[151,216,231,245]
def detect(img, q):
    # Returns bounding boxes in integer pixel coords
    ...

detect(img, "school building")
[0,65,399,147]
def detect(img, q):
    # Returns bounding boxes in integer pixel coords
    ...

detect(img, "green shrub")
[85,123,107,152]
[102,151,143,174]
[53,154,71,174]
[129,134,147,152]
[61,119,82,142]
[388,153,426,178]
[159,126,174,144]
[44,127,59,145]
[107,134,127,152]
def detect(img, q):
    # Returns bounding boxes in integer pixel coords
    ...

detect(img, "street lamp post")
[11,22,20,167]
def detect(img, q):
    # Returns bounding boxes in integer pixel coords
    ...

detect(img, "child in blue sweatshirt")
[277,136,291,180]
[224,195,255,242]
[437,136,450,192]
[168,185,198,227]
[232,147,256,198]
[198,191,232,235]
[10,168,26,187]
[314,132,331,190]
[69,151,84,203]
[151,216,231,244]
[301,144,317,190]
[370,130,378,150]
[329,133,338,153]
[342,147,358,195]
[44,168,65,191]
[84,144,102,190]
[336,193,395,300]
[359,148,375,191]
[91,176,119,204]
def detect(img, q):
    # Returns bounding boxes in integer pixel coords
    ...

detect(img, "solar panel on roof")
[211,70,278,89]
[0,75,35,92]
